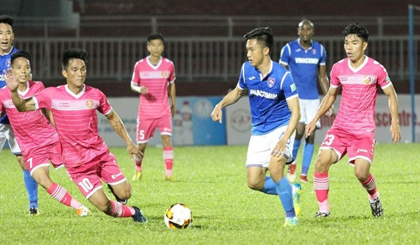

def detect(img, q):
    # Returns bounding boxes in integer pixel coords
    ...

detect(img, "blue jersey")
[238,61,298,135]
[0,47,18,124]
[279,39,326,100]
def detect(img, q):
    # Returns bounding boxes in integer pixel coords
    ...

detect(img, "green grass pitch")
[1,144,419,244]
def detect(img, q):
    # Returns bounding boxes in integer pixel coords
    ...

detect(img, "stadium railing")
[15,35,419,83]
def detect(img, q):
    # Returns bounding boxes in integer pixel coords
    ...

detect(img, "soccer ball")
[164,203,193,229]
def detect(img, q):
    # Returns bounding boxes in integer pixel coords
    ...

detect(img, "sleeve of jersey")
[169,63,176,83]
[377,65,392,89]
[329,64,340,88]
[237,63,247,90]
[97,90,113,115]
[130,62,140,86]
[281,72,298,100]
[0,91,4,112]
[33,88,52,110]
[320,44,327,65]
[279,45,290,65]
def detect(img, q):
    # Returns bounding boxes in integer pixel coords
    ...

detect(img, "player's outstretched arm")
[106,109,141,160]
[383,84,401,143]
[4,69,36,112]
[306,86,338,137]
[211,86,246,123]
[318,65,334,116]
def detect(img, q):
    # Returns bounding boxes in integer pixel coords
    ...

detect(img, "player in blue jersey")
[279,19,333,183]
[0,15,39,215]
[212,27,302,227]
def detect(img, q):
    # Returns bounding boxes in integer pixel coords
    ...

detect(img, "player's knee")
[247,178,264,191]
[35,175,52,189]
[354,170,369,182]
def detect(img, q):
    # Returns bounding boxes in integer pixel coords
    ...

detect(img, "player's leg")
[158,115,174,181]
[96,160,147,222]
[4,123,40,214]
[313,149,336,217]
[300,99,321,183]
[245,134,275,194]
[31,164,90,216]
[287,99,306,183]
[349,133,382,216]
[287,122,304,183]
[88,188,146,223]
[133,118,154,181]
[161,134,174,181]
[103,156,132,204]
[353,158,382,216]
[300,130,315,183]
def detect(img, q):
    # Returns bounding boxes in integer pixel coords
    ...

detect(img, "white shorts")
[299,99,321,128]
[246,125,295,168]
[0,123,21,155]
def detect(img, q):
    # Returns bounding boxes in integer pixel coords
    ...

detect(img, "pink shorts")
[24,141,64,175]
[320,127,375,164]
[136,114,172,143]
[66,153,127,199]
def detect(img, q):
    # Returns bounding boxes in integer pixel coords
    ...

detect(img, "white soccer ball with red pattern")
[164,203,193,229]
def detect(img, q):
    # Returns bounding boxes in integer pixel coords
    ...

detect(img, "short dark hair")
[243,27,273,53]
[0,15,14,28]
[62,48,88,70]
[147,33,165,44]
[11,51,32,65]
[342,23,369,42]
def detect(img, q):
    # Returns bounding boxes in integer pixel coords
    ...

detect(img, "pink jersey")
[330,56,392,133]
[33,84,112,168]
[0,81,59,156]
[130,56,175,119]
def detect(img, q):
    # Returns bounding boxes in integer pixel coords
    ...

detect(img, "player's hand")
[211,104,223,123]
[140,86,148,94]
[4,69,19,92]
[325,105,334,117]
[271,139,286,158]
[127,142,142,161]
[305,121,316,138]
[390,123,401,143]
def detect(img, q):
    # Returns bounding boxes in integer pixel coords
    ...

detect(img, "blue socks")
[23,170,38,209]
[275,177,295,218]
[292,139,301,160]
[261,176,277,195]
[302,143,315,176]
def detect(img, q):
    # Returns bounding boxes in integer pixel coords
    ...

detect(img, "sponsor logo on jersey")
[162,71,167,78]
[312,49,317,55]
[249,76,256,80]
[267,78,275,88]
[59,102,69,107]
[249,89,277,99]
[294,57,319,64]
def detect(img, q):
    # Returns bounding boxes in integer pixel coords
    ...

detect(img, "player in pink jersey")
[130,33,176,182]
[2,51,90,216]
[306,23,401,218]
[7,48,147,223]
